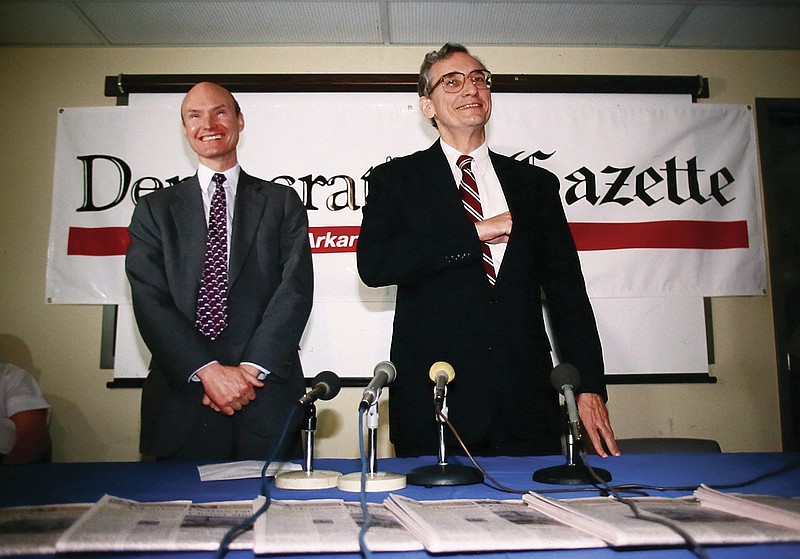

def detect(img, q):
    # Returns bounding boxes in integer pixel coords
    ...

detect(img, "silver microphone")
[359,361,397,411]
[551,363,582,441]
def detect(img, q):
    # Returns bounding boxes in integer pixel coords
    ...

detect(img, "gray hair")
[417,43,485,97]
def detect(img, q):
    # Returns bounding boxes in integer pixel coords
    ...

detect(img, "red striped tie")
[457,155,496,286]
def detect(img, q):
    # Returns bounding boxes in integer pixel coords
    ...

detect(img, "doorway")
[756,98,800,451]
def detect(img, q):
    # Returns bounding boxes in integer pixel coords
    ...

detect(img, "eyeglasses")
[428,69,492,95]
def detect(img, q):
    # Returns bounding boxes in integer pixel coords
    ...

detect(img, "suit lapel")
[427,140,466,218]
[489,151,521,215]
[169,175,207,295]
[229,170,266,286]
[489,151,526,285]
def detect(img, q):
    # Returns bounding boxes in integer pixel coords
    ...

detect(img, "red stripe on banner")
[66,221,747,256]
[67,227,130,256]
[569,220,749,251]
[309,226,360,254]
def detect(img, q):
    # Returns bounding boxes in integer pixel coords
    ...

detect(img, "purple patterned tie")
[196,172,228,339]
[457,155,496,286]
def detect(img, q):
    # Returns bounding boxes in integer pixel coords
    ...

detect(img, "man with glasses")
[358,44,619,458]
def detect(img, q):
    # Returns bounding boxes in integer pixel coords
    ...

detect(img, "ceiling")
[1,0,799,50]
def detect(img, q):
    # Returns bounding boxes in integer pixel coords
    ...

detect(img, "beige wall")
[1,46,798,462]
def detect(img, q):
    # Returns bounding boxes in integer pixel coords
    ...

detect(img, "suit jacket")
[357,141,605,454]
[125,170,313,457]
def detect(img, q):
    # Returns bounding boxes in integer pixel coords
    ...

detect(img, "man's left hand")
[577,392,620,457]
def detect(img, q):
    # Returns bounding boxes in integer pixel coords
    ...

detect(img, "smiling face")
[420,51,492,150]
[181,82,244,171]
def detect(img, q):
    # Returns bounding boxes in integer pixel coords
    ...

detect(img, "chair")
[615,437,721,454]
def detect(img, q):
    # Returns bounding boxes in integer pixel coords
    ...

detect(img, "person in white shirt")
[1,362,51,464]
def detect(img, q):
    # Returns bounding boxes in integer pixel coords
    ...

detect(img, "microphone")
[550,363,582,442]
[299,370,341,406]
[359,361,397,411]
[429,361,455,409]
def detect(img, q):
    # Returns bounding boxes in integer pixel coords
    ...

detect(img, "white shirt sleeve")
[1,363,50,454]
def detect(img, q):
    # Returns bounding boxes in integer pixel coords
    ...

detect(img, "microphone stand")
[407,389,483,487]
[532,412,612,485]
[338,398,406,492]
[275,403,341,489]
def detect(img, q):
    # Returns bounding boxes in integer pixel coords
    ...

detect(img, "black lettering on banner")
[326,175,360,211]
[295,174,328,211]
[130,176,165,204]
[76,155,132,212]
[600,166,635,206]
[663,156,709,205]
[710,167,736,206]
[72,152,737,214]
[564,166,599,205]
[635,167,664,206]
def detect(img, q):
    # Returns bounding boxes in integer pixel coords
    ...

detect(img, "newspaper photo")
[55,494,255,552]
[0,503,92,556]
[523,492,800,548]
[253,498,423,554]
[695,484,800,530]
[385,494,607,553]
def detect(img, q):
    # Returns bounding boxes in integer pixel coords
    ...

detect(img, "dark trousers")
[159,405,302,462]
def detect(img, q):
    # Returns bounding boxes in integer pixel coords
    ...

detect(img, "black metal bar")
[108,377,376,389]
[105,73,709,98]
[605,373,717,385]
[107,373,717,389]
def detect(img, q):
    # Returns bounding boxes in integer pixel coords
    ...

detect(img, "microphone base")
[274,469,341,490]
[337,471,407,493]
[407,463,484,487]
[532,463,612,485]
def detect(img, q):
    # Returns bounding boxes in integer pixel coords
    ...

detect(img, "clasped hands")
[196,362,263,416]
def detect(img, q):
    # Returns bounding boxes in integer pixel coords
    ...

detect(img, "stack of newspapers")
[2,489,800,556]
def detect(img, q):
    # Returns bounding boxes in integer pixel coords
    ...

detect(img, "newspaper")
[695,484,800,530]
[523,492,800,547]
[253,498,423,554]
[0,503,92,556]
[384,494,607,553]
[55,494,255,552]
[197,460,301,481]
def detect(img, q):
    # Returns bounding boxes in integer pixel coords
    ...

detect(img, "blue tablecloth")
[2,452,800,558]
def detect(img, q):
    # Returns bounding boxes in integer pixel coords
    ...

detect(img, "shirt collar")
[440,139,491,176]
[197,163,241,196]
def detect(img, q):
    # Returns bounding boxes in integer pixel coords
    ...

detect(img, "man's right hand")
[476,211,512,244]
[196,363,264,415]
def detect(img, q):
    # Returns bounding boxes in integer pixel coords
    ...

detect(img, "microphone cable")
[435,409,529,494]
[575,450,711,559]
[434,409,797,559]
[606,458,800,494]
[213,402,303,559]
[438,408,800,497]
[357,405,374,559]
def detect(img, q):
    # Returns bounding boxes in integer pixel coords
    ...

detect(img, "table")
[2,452,800,558]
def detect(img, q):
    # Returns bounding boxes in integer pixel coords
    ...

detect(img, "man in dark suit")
[126,82,313,461]
[357,44,619,458]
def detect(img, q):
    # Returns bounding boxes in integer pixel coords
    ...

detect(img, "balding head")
[180,82,244,171]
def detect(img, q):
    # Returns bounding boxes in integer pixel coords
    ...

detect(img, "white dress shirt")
[440,140,510,272]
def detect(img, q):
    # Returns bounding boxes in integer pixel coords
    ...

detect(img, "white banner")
[46,93,764,378]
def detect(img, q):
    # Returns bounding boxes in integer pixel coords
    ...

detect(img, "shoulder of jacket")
[493,152,559,183]
[372,145,438,175]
